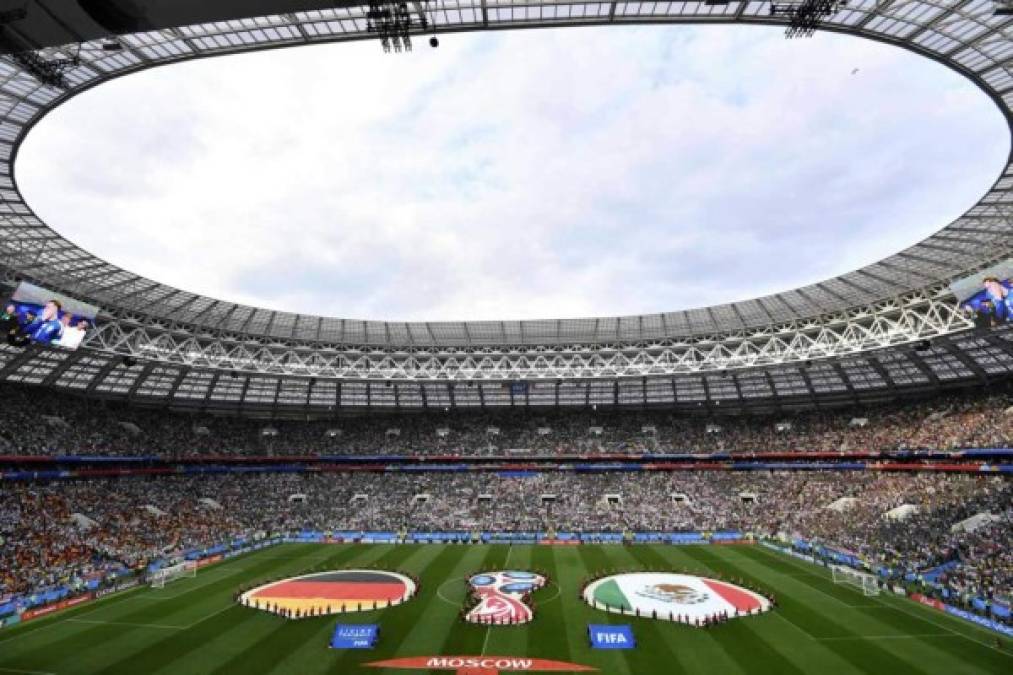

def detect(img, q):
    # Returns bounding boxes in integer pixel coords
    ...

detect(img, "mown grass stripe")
[97,545,370,675]
[329,544,476,675]
[0,545,327,674]
[482,545,533,658]
[523,545,573,664]
[393,544,490,665]
[612,545,721,675]
[574,544,638,675]
[743,544,1013,673]
[437,545,513,661]
[687,545,931,675]
[327,543,459,674]
[0,544,300,651]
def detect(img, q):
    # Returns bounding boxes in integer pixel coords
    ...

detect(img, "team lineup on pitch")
[0,542,1009,675]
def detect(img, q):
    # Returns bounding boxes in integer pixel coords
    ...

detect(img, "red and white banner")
[366,656,596,673]
[20,592,93,622]
[910,593,946,612]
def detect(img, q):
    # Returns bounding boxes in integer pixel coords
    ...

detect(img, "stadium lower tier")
[2,471,1010,615]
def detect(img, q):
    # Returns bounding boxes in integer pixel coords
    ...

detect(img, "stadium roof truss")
[0,0,1010,405]
[1,327,1010,413]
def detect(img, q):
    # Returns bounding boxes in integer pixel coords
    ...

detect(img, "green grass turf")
[1,543,1011,674]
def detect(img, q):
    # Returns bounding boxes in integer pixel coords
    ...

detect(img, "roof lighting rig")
[365,1,437,52]
[0,6,78,89]
[770,0,849,38]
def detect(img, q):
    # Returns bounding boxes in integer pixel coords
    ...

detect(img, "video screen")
[1,282,100,351]
[950,258,1013,330]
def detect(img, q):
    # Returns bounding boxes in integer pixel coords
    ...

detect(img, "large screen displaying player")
[1,282,100,350]
[950,258,1013,329]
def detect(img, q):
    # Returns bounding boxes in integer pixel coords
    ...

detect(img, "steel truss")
[79,285,973,379]
[0,0,1008,388]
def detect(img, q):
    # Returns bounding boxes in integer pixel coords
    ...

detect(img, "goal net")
[830,564,880,596]
[150,561,197,588]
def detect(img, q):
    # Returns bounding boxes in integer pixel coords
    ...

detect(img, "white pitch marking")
[815,633,954,641]
[479,544,515,657]
[435,577,466,607]
[65,619,183,630]
[0,667,56,674]
[770,608,817,640]
[176,602,239,631]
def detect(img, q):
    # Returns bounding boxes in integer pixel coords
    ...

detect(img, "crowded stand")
[1,382,1011,626]
[2,471,1010,619]
[0,383,1011,458]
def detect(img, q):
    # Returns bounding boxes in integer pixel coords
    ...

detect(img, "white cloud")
[15,25,1008,321]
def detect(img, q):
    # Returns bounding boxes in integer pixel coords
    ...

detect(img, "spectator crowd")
[0,383,1011,458]
[0,383,1010,621]
[2,470,1010,611]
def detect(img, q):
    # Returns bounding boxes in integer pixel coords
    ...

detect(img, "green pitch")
[1,543,1010,674]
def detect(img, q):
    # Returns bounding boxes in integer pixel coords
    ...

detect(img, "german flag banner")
[240,570,415,616]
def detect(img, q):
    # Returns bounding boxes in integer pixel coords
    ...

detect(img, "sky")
[14,25,1009,322]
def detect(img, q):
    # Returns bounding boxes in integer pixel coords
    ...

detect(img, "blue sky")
[15,25,1009,321]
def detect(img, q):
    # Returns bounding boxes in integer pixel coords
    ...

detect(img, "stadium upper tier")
[0,0,1010,397]
[1,382,1009,457]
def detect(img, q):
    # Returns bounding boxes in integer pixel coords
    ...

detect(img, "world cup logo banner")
[465,571,545,625]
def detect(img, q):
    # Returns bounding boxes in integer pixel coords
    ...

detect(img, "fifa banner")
[329,624,380,649]
[588,624,636,650]
[2,281,99,350]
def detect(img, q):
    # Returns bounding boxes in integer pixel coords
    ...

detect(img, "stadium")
[0,1,1012,674]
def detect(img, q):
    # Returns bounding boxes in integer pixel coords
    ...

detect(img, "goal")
[150,561,198,588]
[830,564,880,596]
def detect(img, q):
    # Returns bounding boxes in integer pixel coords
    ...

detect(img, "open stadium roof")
[0,0,1009,347]
[0,0,1010,406]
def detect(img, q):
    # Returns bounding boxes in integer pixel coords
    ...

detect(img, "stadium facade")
[0,0,1010,413]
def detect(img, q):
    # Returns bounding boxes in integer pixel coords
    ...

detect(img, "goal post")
[150,561,198,588]
[830,564,880,596]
